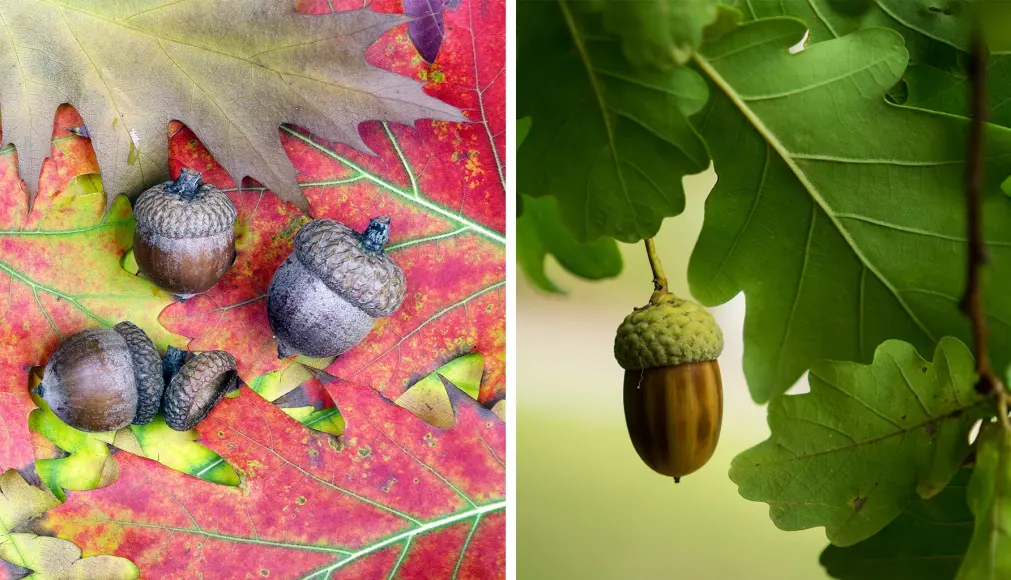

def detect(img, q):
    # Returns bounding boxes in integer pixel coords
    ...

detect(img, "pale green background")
[518,171,831,579]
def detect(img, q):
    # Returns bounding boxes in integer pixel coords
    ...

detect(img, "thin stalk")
[644,238,668,296]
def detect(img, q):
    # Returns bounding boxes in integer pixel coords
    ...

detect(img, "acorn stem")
[643,238,669,297]
[167,168,203,201]
[162,346,191,385]
[360,216,392,253]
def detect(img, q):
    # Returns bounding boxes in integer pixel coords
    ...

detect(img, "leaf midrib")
[38,0,388,68]
[281,125,506,246]
[772,400,988,462]
[77,500,505,575]
[691,52,938,344]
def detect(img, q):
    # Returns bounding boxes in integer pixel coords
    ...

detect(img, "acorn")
[34,323,162,432]
[133,168,238,297]
[614,291,724,482]
[267,216,407,359]
[162,350,238,431]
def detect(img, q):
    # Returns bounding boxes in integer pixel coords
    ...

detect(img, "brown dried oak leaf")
[0,1,463,208]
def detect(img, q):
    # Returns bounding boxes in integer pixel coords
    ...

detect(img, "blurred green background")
[518,170,831,579]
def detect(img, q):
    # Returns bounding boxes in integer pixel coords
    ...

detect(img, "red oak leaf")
[0,106,182,471]
[161,0,506,405]
[294,0,506,403]
[42,381,505,579]
[0,363,34,473]
[284,123,505,406]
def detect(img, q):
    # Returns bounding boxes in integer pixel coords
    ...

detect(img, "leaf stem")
[960,22,1009,428]
[643,238,668,296]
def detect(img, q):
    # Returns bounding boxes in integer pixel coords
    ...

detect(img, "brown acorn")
[34,323,163,432]
[162,350,238,431]
[267,216,407,359]
[614,292,724,482]
[133,168,238,297]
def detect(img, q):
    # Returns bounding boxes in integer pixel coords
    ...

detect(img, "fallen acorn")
[133,168,238,297]
[614,291,724,482]
[267,216,407,359]
[33,323,161,432]
[35,325,238,433]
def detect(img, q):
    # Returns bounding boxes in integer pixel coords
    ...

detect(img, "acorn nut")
[34,323,163,432]
[133,168,238,297]
[614,292,724,482]
[267,216,407,359]
[163,350,238,431]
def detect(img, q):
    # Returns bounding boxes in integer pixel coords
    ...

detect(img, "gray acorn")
[267,216,407,359]
[133,168,238,297]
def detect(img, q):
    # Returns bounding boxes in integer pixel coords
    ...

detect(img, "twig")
[644,238,668,296]
[960,22,1009,427]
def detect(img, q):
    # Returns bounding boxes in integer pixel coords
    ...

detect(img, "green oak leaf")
[982,2,1011,52]
[740,0,970,59]
[731,338,988,547]
[904,57,1011,129]
[517,116,531,216]
[750,1,1011,130]
[518,0,710,242]
[821,468,972,579]
[687,19,1011,402]
[956,423,1011,580]
[602,0,719,68]
[518,117,532,150]
[518,194,622,293]
[514,114,620,287]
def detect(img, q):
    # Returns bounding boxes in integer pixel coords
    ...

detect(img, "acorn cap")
[163,350,238,431]
[113,321,165,425]
[614,293,723,370]
[293,216,407,318]
[133,168,238,239]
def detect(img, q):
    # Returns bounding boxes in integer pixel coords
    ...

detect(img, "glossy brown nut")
[134,229,235,296]
[132,168,238,297]
[623,360,723,481]
[36,328,139,433]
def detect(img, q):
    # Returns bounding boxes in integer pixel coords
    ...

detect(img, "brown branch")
[960,23,1007,423]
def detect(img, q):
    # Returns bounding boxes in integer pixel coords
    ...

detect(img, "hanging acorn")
[613,240,724,482]
[267,216,407,359]
[132,168,238,297]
